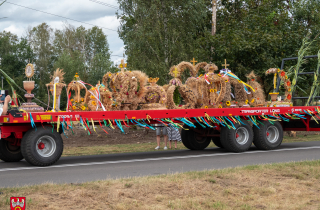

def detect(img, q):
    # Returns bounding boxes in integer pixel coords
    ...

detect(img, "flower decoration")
[226,101,231,106]
[81,106,86,111]
[204,106,208,109]
[81,98,84,102]
[245,99,249,104]
[285,75,288,79]
[75,100,78,103]
[218,105,222,108]
[286,81,291,87]
[280,71,286,77]
[287,94,292,100]
[71,99,74,102]
[210,89,214,93]
[72,106,76,110]
[251,99,255,103]
[90,95,95,99]
[277,68,280,72]
[288,88,291,92]
[92,101,97,106]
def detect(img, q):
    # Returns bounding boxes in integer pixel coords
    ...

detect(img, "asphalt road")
[0,141,320,188]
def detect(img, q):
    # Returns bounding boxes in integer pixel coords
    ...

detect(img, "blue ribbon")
[194,117,206,128]
[30,113,37,131]
[115,119,125,133]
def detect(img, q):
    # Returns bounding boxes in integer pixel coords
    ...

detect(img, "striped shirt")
[166,125,181,141]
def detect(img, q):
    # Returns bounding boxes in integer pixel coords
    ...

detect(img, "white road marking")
[1,146,320,172]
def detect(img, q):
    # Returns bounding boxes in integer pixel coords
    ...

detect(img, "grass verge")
[1,160,320,209]
[62,134,319,157]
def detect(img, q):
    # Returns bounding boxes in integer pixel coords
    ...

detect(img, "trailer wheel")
[181,125,193,150]
[21,127,63,166]
[181,125,211,150]
[221,121,253,152]
[0,139,24,162]
[212,137,223,148]
[253,121,283,150]
[212,130,223,148]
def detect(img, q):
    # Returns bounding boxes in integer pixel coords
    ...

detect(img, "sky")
[0,0,125,65]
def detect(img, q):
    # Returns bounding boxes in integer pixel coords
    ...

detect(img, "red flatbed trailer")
[0,106,319,166]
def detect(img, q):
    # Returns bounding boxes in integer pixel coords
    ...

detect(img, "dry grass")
[1,160,320,209]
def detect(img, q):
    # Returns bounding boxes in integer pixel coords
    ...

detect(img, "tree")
[0,31,35,98]
[195,0,320,97]
[53,23,113,109]
[117,0,210,84]
[27,23,55,102]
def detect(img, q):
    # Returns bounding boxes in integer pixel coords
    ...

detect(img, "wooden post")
[212,0,216,36]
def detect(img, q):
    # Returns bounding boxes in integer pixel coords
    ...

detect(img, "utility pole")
[210,0,217,62]
[212,0,216,36]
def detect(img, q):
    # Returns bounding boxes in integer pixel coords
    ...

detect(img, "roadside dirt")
[62,125,158,148]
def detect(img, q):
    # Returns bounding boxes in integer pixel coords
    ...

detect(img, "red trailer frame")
[1,106,319,138]
[0,106,319,166]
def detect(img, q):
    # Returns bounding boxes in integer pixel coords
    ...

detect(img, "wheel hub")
[38,142,45,150]
[235,127,249,145]
[36,136,57,158]
[266,126,279,143]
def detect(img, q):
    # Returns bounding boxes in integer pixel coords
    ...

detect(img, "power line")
[5,1,117,32]
[88,0,118,10]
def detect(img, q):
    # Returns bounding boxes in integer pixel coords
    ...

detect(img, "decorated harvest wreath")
[15,58,300,116]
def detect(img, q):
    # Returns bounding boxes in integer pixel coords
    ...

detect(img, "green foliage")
[0,31,35,98]
[0,22,114,110]
[117,0,210,85]
[195,0,320,95]
[118,0,320,97]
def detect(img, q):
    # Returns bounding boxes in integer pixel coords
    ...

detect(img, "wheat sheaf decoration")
[148,77,159,84]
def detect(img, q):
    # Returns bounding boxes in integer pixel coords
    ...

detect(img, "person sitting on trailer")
[0,94,11,115]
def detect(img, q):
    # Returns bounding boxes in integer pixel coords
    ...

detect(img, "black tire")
[21,126,64,166]
[253,121,283,150]
[0,138,24,162]
[181,125,193,150]
[221,121,253,152]
[181,125,211,150]
[212,137,223,148]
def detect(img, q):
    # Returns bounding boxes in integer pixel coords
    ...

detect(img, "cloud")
[0,0,124,62]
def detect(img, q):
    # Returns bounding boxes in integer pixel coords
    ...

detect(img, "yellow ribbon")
[230,116,240,124]
[19,109,29,120]
[146,115,151,123]
[307,110,319,124]
[53,83,57,112]
[57,116,60,132]
[108,119,115,129]
[238,81,255,92]
[91,118,99,133]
